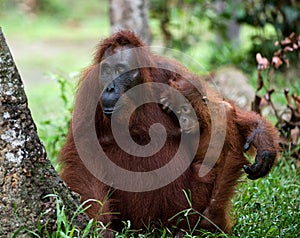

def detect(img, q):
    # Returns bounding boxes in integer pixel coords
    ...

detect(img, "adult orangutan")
[59,31,279,235]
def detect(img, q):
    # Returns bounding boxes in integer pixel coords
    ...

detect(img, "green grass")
[232,158,300,238]
[15,158,300,237]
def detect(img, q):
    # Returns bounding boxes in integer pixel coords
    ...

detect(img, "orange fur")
[59,31,280,235]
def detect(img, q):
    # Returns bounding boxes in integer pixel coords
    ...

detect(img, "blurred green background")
[1,0,110,124]
[1,0,299,126]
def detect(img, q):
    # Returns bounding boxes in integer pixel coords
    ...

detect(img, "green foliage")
[38,74,75,169]
[149,0,211,51]
[149,0,245,51]
[251,33,300,158]
[149,0,299,70]
[13,195,109,237]
[34,0,68,17]
[208,42,247,70]
[232,0,300,68]
[237,0,300,38]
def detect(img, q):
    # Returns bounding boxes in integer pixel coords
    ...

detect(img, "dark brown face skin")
[177,102,198,134]
[160,87,198,134]
[100,47,140,118]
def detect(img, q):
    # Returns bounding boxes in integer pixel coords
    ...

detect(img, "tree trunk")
[0,28,88,237]
[214,0,240,46]
[109,0,152,44]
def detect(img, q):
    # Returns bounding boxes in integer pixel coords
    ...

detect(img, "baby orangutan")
[160,76,279,232]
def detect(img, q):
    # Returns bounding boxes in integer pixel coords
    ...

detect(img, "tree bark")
[109,0,152,44]
[0,28,88,237]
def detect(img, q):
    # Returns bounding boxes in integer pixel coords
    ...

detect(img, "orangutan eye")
[181,105,191,114]
[116,65,127,75]
[101,63,111,75]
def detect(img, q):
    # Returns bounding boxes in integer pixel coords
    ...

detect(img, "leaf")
[293,43,298,50]
[256,53,269,70]
[274,49,283,57]
[289,32,296,41]
[282,7,299,25]
[264,93,270,102]
[290,126,300,147]
[82,219,95,238]
[281,37,291,46]
[257,70,264,91]
[256,53,262,63]
[272,56,283,69]
[283,46,294,52]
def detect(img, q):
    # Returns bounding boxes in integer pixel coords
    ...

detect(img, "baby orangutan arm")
[161,77,280,180]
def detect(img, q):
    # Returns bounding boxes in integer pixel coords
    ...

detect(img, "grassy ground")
[23,157,300,237]
[1,3,300,238]
[232,158,300,238]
